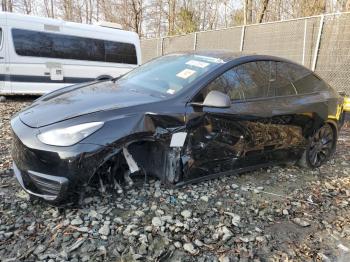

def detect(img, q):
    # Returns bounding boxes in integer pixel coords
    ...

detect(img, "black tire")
[297,123,336,168]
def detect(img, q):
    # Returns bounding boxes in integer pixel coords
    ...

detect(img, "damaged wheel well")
[88,138,183,190]
[127,140,183,184]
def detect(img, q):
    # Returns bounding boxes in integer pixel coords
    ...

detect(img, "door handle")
[0,57,4,59]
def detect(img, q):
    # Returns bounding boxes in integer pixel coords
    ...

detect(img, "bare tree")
[60,0,74,21]
[337,0,350,11]
[257,0,269,23]
[244,0,253,24]
[2,0,14,12]
[43,0,55,18]
[0,0,344,37]
[130,0,143,35]
[166,0,176,35]
[84,0,94,23]
[22,0,32,14]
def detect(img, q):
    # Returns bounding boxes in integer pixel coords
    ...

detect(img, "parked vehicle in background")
[0,12,141,95]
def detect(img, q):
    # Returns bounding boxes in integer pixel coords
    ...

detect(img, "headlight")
[37,122,104,146]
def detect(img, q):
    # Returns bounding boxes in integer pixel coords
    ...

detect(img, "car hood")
[19,81,162,128]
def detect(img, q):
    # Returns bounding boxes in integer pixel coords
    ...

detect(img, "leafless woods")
[1,0,350,37]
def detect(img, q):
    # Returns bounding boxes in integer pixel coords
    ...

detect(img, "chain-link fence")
[315,13,350,93]
[141,12,350,93]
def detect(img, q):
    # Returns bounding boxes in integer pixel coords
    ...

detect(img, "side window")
[105,41,137,64]
[12,28,137,65]
[234,61,270,99]
[195,73,229,102]
[195,61,273,102]
[270,62,297,96]
[285,62,327,93]
[194,69,243,102]
[0,28,2,47]
[51,34,105,61]
[12,29,54,57]
[225,70,244,101]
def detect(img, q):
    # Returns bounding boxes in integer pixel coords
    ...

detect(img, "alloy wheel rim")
[308,125,334,167]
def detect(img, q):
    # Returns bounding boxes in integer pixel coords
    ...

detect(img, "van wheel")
[297,123,336,168]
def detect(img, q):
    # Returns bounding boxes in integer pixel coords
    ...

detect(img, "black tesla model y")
[11,51,345,203]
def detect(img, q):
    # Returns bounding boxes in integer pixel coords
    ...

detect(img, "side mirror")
[194,90,230,108]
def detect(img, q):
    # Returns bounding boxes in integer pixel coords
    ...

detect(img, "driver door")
[183,61,274,180]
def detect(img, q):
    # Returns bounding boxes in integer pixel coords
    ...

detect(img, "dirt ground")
[0,97,350,262]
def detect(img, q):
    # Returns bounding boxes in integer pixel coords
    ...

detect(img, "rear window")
[12,28,137,64]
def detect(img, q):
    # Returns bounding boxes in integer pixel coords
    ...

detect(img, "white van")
[0,12,141,95]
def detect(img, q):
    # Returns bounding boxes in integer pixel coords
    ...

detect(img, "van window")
[105,41,137,64]
[12,28,137,64]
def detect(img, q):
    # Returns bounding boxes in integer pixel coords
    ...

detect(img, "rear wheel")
[298,123,336,168]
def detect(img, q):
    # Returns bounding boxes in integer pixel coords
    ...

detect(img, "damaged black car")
[11,51,345,203]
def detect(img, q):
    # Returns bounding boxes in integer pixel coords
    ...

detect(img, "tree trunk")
[245,0,253,24]
[167,0,176,35]
[51,0,54,18]
[2,0,13,12]
[258,0,269,23]
[202,0,207,30]
[157,0,162,37]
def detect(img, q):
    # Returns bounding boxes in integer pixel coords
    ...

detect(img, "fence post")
[193,32,198,50]
[240,25,246,52]
[160,37,164,56]
[312,15,325,71]
[302,19,307,66]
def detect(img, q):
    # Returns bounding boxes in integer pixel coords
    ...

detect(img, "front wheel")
[298,123,336,168]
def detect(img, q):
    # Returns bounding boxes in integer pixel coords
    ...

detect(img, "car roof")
[170,50,297,65]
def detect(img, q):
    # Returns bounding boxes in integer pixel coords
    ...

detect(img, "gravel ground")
[1,97,350,262]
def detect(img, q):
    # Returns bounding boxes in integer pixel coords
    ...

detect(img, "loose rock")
[183,243,198,255]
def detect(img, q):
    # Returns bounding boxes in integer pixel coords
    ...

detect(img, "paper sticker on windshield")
[176,69,196,79]
[166,89,176,95]
[186,60,210,68]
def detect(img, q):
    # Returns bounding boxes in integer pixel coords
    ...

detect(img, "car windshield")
[116,54,224,97]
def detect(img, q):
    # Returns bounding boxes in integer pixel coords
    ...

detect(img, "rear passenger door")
[268,61,328,161]
[229,61,277,165]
